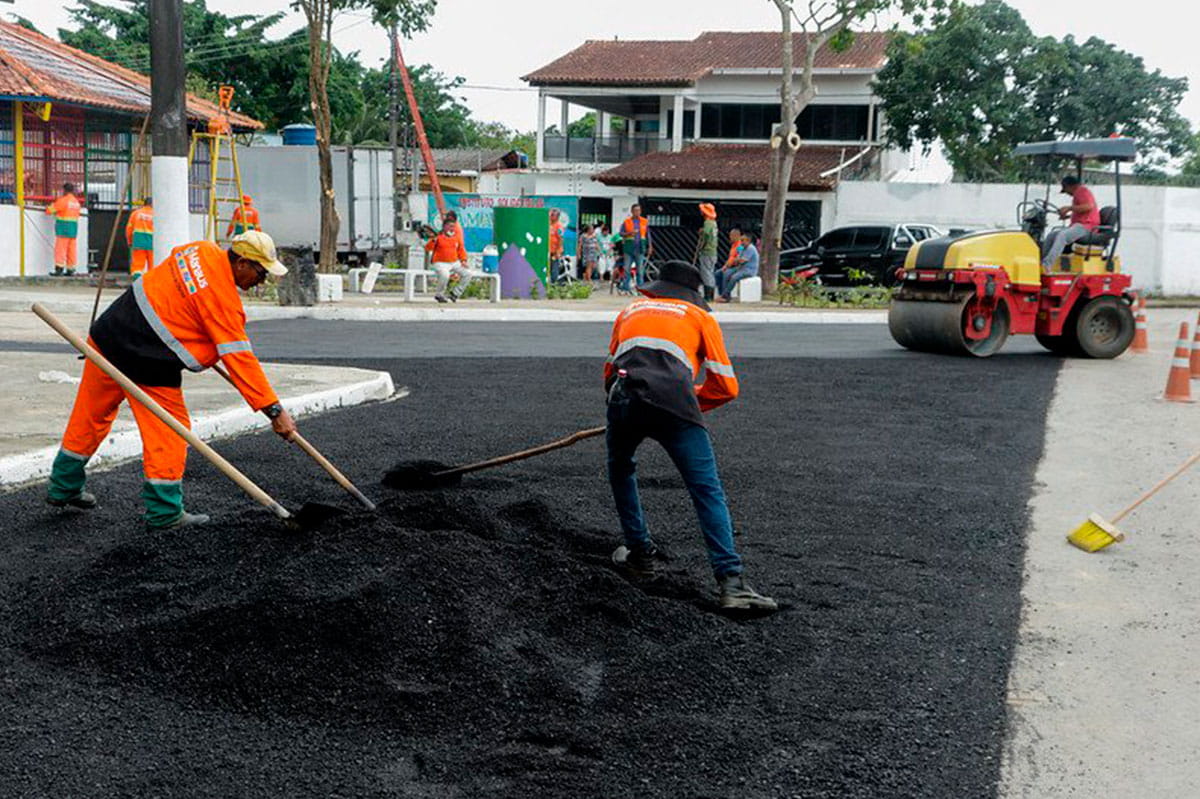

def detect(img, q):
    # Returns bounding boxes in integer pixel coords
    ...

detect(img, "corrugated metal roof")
[524,31,891,87]
[0,21,262,130]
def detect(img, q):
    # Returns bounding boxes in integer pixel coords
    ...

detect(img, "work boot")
[46,490,97,510]
[448,292,459,303]
[612,543,663,578]
[703,286,715,302]
[52,267,64,277]
[434,294,449,304]
[717,574,778,611]
[152,511,210,530]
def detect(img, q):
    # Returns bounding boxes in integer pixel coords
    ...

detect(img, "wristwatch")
[262,403,284,420]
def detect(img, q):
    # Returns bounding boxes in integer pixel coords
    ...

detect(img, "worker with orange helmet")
[46,231,296,529]
[125,197,154,277]
[696,202,719,301]
[226,195,261,238]
[46,182,82,276]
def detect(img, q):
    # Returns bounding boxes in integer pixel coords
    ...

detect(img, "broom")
[1067,449,1200,552]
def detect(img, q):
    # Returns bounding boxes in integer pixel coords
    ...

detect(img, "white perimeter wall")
[0,207,89,278]
[834,182,1200,295]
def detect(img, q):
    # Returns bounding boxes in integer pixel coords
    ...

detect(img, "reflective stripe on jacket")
[126,205,154,251]
[46,194,81,238]
[130,241,278,409]
[605,296,738,425]
[226,205,261,237]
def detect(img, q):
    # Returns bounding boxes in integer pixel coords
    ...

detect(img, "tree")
[760,0,946,291]
[875,0,1195,179]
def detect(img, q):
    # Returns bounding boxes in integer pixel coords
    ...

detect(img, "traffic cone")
[1162,322,1194,402]
[1130,296,1149,354]
[1191,312,1200,378]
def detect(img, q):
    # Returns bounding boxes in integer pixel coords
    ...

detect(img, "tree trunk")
[306,0,340,274]
[761,1,797,292]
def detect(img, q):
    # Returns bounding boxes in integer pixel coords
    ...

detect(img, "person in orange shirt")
[226,195,261,238]
[605,260,777,611]
[425,212,473,303]
[125,197,154,277]
[45,182,83,276]
[46,230,296,529]
[549,208,566,282]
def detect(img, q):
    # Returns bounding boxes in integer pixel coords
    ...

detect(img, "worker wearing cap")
[426,212,473,303]
[46,182,82,276]
[696,203,719,302]
[226,195,261,238]
[1041,175,1101,268]
[125,197,154,277]
[46,231,297,529]
[605,260,777,611]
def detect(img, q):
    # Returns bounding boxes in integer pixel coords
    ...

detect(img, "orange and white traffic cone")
[1191,312,1200,378]
[1130,296,1149,354]
[1162,322,1194,402]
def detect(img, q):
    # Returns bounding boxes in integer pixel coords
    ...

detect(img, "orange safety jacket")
[126,205,154,251]
[724,241,743,268]
[46,193,82,239]
[605,295,738,425]
[226,204,261,237]
[89,241,278,409]
[426,229,467,263]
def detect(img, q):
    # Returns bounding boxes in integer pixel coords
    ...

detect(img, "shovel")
[384,426,607,490]
[210,363,375,511]
[33,303,342,531]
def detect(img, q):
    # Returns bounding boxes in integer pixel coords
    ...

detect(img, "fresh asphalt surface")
[0,320,1058,797]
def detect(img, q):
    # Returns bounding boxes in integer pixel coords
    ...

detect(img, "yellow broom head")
[1067,513,1126,553]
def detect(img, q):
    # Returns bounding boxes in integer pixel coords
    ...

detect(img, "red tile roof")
[0,21,262,130]
[524,31,890,87]
[592,144,857,192]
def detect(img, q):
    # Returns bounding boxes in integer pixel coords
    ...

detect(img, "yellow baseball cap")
[231,230,288,276]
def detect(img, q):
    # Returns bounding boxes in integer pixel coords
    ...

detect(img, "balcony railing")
[542,135,673,164]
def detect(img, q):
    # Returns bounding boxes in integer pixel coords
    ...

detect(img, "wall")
[0,206,90,277]
[833,181,1200,294]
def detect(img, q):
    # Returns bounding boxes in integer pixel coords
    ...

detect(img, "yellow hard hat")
[231,230,288,276]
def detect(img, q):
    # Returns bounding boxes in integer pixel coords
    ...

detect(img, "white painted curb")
[0,370,395,488]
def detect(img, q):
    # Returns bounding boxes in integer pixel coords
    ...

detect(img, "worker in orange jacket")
[425,211,473,303]
[605,260,776,611]
[125,197,154,277]
[46,182,82,276]
[226,195,261,238]
[46,231,296,529]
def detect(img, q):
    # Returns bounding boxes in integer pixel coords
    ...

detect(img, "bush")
[777,278,893,309]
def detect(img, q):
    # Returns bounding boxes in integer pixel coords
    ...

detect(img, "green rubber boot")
[141,480,187,528]
[47,448,92,508]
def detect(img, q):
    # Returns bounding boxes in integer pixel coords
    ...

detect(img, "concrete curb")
[0,369,396,489]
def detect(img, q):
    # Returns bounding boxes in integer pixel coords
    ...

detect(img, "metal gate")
[638,196,822,263]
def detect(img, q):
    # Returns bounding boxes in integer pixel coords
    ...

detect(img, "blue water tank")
[481,244,500,273]
[280,123,317,146]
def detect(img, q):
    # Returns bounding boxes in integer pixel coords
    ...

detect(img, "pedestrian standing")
[125,197,154,277]
[46,183,82,276]
[619,203,652,286]
[426,213,473,303]
[605,260,777,610]
[578,223,600,281]
[549,208,566,282]
[696,203,719,302]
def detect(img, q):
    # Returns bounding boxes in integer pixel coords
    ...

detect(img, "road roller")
[889,138,1138,358]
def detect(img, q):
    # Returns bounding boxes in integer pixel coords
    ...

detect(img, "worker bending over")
[125,197,154,277]
[46,231,297,529]
[46,182,82,276]
[606,260,777,611]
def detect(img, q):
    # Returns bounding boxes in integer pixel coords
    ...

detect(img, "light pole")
[149,0,189,263]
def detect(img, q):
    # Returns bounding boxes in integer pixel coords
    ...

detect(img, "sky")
[10,0,1198,134]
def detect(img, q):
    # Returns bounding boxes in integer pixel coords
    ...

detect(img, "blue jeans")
[717,264,757,299]
[606,395,743,577]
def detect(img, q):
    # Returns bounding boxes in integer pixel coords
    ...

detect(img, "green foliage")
[777,282,893,309]
[546,281,594,300]
[875,0,1195,179]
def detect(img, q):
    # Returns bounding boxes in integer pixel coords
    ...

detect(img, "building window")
[664,109,696,138]
[700,103,871,141]
[634,118,660,133]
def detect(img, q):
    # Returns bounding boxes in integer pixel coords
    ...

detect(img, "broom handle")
[211,363,376,511]
[32,303,291,520]
[435,426,607,479]
[1112,450,1200,523]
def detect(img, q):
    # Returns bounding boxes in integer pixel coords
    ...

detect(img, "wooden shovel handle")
[436,426,607,479]
[1112,449,1200,523]
[210,364,376,511]
[32,303,291,520]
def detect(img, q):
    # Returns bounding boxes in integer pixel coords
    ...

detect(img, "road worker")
[618,203,653,286]
[605,260,777,611]
[226,195,261,238]
[426,211,473,303]
[696,203,719,301]
[46,231,297,529]
[46,182,82,276]
[125,197,154,277]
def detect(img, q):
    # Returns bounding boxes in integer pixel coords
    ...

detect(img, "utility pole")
[389,24,403,253]
[149,0,189,264]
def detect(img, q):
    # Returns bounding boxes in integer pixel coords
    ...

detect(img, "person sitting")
[425,213,473,303]
[1041,175,1100,269]
[715,231,758,302]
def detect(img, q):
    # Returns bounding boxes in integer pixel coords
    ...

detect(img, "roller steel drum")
[889,295,1010,357]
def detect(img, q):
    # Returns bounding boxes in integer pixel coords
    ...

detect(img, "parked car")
[779,223,944,286]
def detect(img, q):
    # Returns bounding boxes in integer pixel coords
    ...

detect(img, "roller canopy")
[1013,138,1137,163]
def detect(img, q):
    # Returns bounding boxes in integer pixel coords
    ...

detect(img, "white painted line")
[0,370,396,489]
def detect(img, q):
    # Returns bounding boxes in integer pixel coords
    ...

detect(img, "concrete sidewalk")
[0,282,888,324]
[0,347,396,488]
[1001,313,1200,796]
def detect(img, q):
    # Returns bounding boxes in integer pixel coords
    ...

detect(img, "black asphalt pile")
[0,353,1061,798]
[381,459,462,489]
